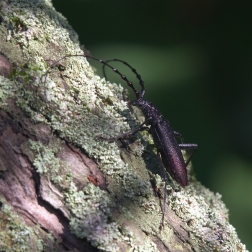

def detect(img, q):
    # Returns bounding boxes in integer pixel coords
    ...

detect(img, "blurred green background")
[52,0,252,250]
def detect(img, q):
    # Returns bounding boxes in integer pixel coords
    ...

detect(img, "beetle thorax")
[132,99,163,125]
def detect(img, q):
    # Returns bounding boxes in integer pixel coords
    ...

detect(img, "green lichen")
[29,139,63,183]
[66,182,121,251]
[167,183,247,251]
[0,199,44,252]
[0,77,17,108]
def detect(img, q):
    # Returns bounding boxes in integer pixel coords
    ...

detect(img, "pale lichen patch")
[167,183,247,251]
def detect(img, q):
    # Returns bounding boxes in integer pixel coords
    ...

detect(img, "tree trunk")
[0,0,248,251]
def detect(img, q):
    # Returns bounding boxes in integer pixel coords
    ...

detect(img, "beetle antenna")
[102,59,145,98]
[52,54,142,99]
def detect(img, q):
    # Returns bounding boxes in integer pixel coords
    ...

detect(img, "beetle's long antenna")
[102,59,145,98]
[50,54,142,99]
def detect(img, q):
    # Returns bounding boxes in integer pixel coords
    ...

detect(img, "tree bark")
[0,0,248,251]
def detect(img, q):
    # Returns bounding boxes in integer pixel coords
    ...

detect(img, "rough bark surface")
[0,110,99,251]
[0,0,248,251]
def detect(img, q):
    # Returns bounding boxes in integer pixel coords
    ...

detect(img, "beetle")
[99,57,198,226]
[97,57,198,184]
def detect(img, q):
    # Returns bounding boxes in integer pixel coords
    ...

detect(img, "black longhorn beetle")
[50,54,198,227]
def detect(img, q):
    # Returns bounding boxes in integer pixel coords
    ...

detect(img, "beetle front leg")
[97,122,149,142]
[179,143,198,167]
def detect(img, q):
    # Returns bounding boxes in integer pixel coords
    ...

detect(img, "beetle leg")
[97,122,149,141]
[156,151,168,229]
[179,144,198,167]
[173,131,184,143]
